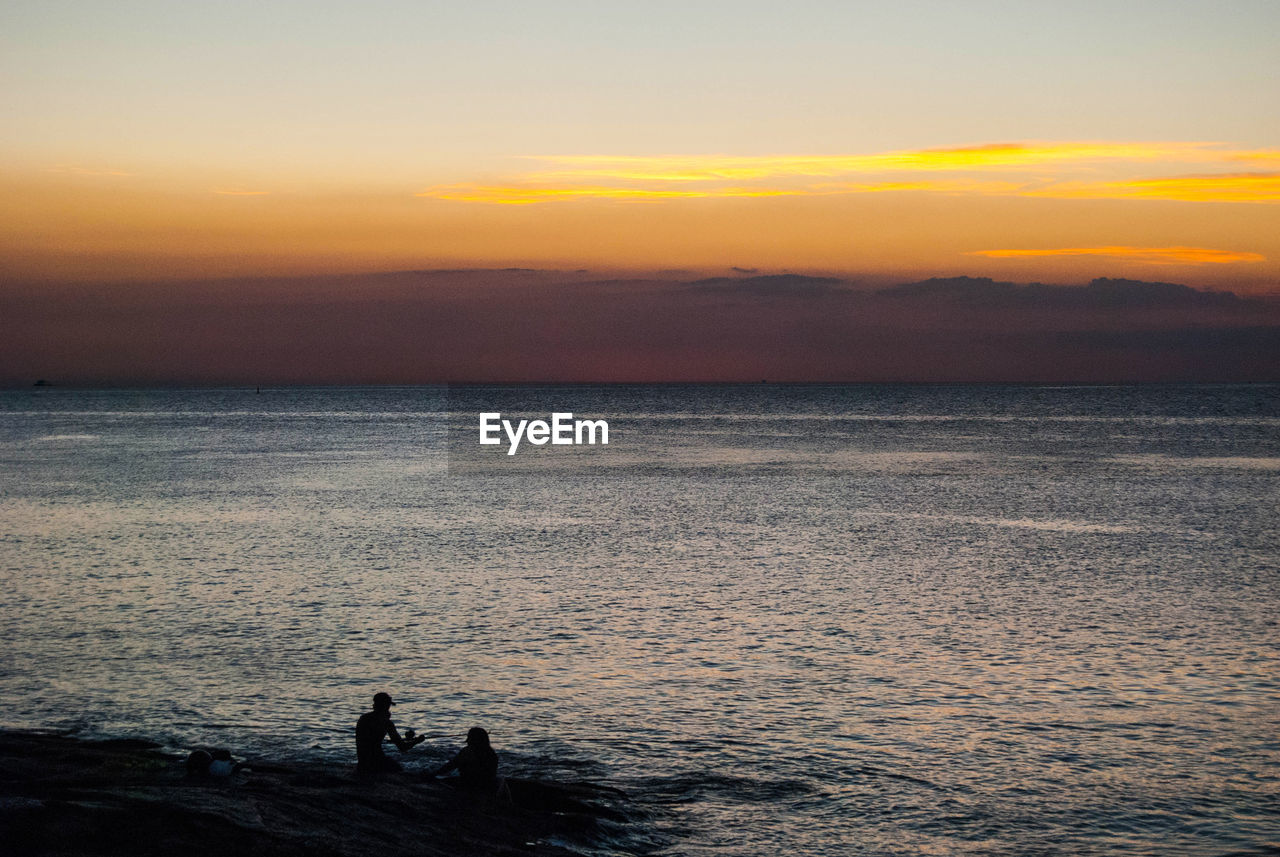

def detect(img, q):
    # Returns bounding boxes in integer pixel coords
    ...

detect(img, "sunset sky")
[2,1,1278,382]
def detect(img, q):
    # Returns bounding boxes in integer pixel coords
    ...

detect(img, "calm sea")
[1,385,1277,855]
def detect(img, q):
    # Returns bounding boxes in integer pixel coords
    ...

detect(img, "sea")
[1,384,1277,856]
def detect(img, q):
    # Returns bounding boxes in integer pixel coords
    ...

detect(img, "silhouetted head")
[185,749,212,777]
[373,692,395,712]
[466,727,490,749]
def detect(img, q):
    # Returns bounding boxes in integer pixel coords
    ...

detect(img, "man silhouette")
[355,692,424,774]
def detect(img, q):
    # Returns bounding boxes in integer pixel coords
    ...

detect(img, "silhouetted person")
[185,749,212,778]
[208,748,246,776]
[356,692,424,774]
[430,726,504,797]
[185,748,246,779]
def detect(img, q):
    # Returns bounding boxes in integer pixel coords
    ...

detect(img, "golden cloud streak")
[526,142,1217,182]
[211,189,272,196]
[967,246,1265,265]
[1230,149,1280,165]
[1033,172,1280,203]
[821,179,1029,195]
[420,172,1280,205]
[420,143,1280,205]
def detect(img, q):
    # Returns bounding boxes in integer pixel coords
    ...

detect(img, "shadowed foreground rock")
[0,732,632,856]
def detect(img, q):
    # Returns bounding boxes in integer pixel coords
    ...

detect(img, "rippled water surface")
[1,385,1277,855]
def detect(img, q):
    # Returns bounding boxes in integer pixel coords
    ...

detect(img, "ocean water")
[1,384,1277,855]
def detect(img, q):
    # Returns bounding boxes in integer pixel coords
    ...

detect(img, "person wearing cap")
[355,691,424,774]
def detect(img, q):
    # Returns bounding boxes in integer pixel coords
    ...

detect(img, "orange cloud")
[967,246,1266,265]
[1034,172,1280,204]
[1230,150,1280,165]
[424,141,1280,205]
[421,169,1280,205]
[212,189,272,196]
[525,142,1217,182]
[820,179,1029,195]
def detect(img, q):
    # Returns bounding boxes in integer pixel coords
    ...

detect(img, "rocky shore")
[0,732,634,856]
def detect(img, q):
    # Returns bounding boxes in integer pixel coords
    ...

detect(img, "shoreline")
[0,731,636,856]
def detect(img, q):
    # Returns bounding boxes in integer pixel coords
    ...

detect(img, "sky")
[2,1,1278,382]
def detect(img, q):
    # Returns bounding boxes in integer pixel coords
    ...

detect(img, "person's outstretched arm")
[387,723,425,753]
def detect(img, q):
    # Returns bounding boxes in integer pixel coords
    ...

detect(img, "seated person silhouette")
[185,748,246,778]
[429,726,507,799]
[355,692,424,774]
